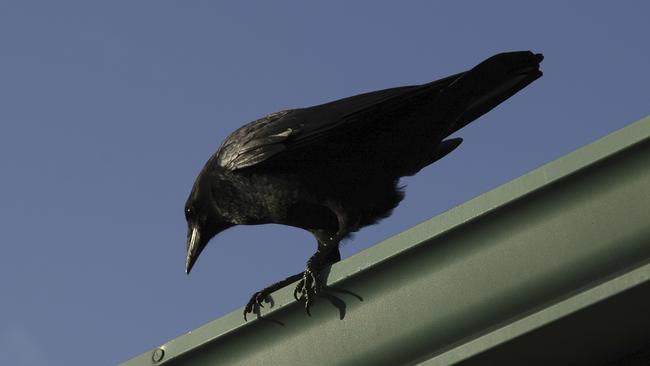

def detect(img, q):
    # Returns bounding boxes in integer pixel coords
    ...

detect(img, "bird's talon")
[292,261,323,314]
[243,290,271,321]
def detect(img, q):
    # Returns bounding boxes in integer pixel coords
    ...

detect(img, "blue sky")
[1,1,648,365]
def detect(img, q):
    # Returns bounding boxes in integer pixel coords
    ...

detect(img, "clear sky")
[1,1,649,365]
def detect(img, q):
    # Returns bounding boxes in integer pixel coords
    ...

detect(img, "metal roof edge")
[423,262,650,365]
[122,115,650,366]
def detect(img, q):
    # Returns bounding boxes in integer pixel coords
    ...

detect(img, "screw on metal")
[152,348,165,363]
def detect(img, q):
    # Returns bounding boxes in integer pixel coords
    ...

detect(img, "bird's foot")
[293,258,323,315]
[242,252,332,319]
[243,290,271,321]
[243,273,303,321]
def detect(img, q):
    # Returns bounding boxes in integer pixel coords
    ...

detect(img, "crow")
[184,51,543,319]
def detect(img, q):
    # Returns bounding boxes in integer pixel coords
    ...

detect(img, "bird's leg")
[294,202,349,313]
[293,235,341,313]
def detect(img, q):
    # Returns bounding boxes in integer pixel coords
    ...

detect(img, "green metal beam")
[122,116,650,366]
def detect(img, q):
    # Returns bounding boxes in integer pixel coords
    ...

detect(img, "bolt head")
[152,348,165,363]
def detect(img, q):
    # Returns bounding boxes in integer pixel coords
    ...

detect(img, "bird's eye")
[185,208,192,219]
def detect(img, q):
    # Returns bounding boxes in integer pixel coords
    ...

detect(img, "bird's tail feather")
[438,51,543,137]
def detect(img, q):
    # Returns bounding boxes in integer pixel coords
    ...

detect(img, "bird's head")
[184,172,233,275]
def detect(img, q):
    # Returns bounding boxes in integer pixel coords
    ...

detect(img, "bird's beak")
[186,226,202,274]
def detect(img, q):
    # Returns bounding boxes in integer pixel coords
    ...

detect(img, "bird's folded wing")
[216,51,543,171]
[216,74,462,171]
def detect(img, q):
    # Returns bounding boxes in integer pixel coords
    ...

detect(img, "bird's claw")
[293,263,322,314]
[243,290,269,321]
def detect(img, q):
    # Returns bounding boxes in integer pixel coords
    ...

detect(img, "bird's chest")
[224,172,305,225]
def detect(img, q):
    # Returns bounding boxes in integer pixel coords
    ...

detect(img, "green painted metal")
[122,116,650,366]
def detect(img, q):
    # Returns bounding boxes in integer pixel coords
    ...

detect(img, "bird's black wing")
[216,51,543,171]
[216,74,462,170]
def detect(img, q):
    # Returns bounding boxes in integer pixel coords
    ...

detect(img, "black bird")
[184,51,543,319]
